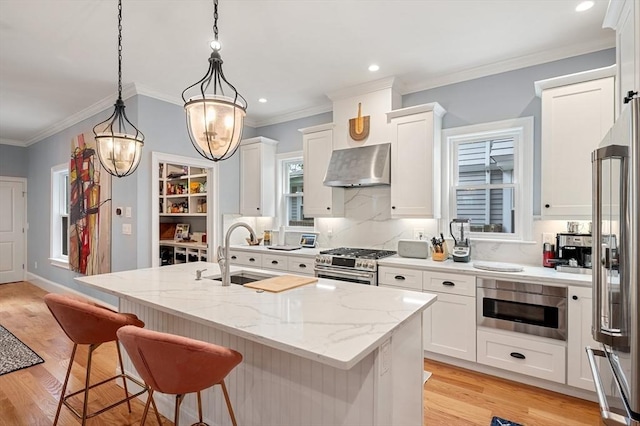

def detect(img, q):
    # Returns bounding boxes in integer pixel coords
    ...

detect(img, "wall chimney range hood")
[323,143,391,187]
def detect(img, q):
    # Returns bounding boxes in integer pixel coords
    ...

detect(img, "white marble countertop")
[378,256,592,287]
[75,262,436,370]
[230,244,322,258]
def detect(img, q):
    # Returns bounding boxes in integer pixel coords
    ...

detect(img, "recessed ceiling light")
[575,1,594,12]
[368,64,380,72]
[258,98,267,103]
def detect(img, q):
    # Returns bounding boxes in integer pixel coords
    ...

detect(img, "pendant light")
[182,0,247,162]
[93,0,144,178]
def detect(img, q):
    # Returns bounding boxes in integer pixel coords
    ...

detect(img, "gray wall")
[255,112,333,153]
[403,49,616,215]
[0,144,28,177]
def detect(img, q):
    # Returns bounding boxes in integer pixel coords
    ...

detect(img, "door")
[0,179,26,284]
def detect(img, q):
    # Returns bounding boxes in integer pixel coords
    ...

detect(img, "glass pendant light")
[182,0,247,162]
[93,0,144,178]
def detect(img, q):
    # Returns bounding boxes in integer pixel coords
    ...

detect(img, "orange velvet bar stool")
[117,325,243,426]
[44,293,150,425]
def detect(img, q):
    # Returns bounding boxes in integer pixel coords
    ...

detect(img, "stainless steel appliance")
[588,93,639,426]
[314,247,396,285]
[450,218,471,262]
[477,278,567,341]
[555,233,593,274]
[323,144,391,187]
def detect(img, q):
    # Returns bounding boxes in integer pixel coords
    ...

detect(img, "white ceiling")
[0,0,614,146]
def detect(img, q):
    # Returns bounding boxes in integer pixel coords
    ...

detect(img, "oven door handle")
[314,268,374,279]
[586,347,632,426]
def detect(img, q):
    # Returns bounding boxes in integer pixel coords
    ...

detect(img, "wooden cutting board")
[244,275,318,293]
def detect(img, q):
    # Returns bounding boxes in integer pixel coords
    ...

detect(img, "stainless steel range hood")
[323,143,391,187]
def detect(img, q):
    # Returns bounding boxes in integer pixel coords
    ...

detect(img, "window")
[50,163,69,268]
[443,117,533,242]
[278,153,314,228]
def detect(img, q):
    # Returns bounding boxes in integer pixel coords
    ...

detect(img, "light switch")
[122,223,132,235]
[125,207,132,218]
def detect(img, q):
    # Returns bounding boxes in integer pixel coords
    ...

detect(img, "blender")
[449,218,471,262]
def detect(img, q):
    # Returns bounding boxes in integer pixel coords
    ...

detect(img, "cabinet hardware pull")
[572,295,578,300]
[257,207,260,210]
[299,264,307,268]
[392,206,396,210]
[271,260,278,265]
[394,275,406,280]
[442,281,455,286]
[510,352,526,360]
[249,258,256,262]
[326,207,331,210]
[231,256,237,260]
[544,204,550,208]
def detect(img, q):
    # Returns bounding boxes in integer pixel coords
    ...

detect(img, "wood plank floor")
[1,281,603,425]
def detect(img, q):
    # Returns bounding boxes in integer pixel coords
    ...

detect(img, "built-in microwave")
[477,278,567,341]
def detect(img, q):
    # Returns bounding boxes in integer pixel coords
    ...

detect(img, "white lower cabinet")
[567,285,599,391]
[378,266,423,291]
[423,292,476,362]
[287,256,315,276]
[262,253,289,272]
[477,328,566,384]
[228,250,262,268]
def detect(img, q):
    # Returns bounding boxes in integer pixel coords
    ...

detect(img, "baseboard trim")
[26,272,118,311]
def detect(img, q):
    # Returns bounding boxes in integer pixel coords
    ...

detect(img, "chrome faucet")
[218,222,257,286]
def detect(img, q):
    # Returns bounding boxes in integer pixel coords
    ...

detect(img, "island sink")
[205,270,276,285]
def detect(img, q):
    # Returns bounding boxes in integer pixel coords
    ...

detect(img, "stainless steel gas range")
[314,247,396,285]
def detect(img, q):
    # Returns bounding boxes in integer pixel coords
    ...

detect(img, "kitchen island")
[75,262,436,426]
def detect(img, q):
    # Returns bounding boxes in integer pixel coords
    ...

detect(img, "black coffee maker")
[556,233,592,270]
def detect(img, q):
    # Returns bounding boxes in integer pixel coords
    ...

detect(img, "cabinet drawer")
[423,271,475,296]
[378,266,422,291]
[262,253,289,271]
[287,256,315,276]
[229,250,262,267]
[477,329,566,383]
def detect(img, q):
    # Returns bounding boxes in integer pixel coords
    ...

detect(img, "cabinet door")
[541,77,614,218]
[302,129,344,217]
[567,286,599,391]
[423,292,476,361]
[616,0,639,116]
[389,112,440,218]
[240,143,262,216]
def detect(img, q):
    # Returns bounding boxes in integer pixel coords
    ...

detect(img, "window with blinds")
[282,158,313,228]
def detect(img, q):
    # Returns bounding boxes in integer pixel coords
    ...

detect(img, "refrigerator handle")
[591,145,629,345]
[586,347,632,426]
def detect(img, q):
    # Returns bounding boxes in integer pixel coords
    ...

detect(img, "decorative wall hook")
[349,102,370,141]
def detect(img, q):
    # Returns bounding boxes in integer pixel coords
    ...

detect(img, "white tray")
[473,261,524,272]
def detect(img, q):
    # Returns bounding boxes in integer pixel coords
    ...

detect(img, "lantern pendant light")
[93,0,144,178]
[182,0,247,162]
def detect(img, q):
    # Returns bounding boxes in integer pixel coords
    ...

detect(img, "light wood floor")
[1,281,603,425]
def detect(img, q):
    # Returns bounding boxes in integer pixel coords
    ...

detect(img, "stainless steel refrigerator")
[589,92,639,426]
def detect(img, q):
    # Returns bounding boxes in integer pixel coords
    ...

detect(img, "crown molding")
[0,138,27,147]
[602,0,625,29]
[534,64,616,97]
[25,83,139,146]
[400,38,615,95]
[250,103,333,128]
[326,76,402,101]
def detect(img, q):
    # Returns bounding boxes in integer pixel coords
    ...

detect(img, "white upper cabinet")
[536,69,615,219]
[386,103,446,218]
[240,137,278,217]
[604,0,640,117]
[300,124,344,217]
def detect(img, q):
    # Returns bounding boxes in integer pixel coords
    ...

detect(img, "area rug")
[491,416,523,426]
[0,325,44,375]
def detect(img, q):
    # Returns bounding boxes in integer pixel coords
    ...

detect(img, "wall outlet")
[125,207,132,218]
[122,223,132,235]
[327,229,333,238]
[413,228,425,240]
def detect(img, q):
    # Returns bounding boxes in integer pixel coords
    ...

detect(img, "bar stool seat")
[44,293,151,425]
[117,325,243,426]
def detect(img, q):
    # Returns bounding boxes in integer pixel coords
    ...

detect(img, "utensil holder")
[430,242,448,261]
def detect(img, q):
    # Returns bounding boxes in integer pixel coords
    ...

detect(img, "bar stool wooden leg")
[197,391,203,423]
[150,392,163,425]
[139,388,153,425]
[53,343,77,426]
[174,394,185,426]
[115,341,133,413]
[81,344,97,426]
[220,380,238,426]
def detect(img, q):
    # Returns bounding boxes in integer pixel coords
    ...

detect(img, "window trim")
[441,117,534,242]
[50,163,69,269]
[276,151,314,231]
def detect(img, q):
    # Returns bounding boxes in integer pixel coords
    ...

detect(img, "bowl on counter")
[246,237,263,246]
